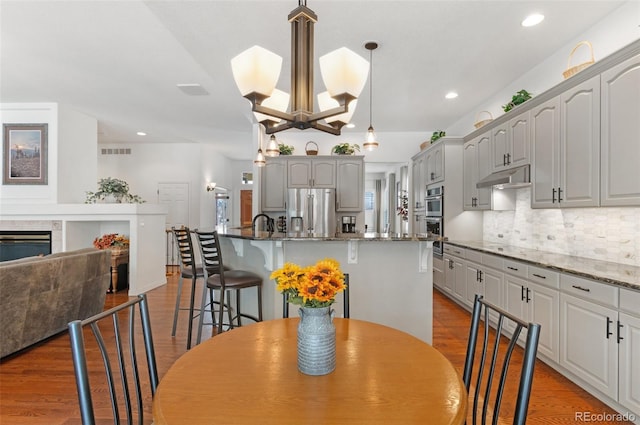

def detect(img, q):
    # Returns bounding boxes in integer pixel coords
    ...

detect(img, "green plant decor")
[85,177,145,204]
[431,131,446,143]
[331,143,360,155]
[278,143,294,155]
[502,89,532,112]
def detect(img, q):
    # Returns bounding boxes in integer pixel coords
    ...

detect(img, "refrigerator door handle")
[308,193,314,232]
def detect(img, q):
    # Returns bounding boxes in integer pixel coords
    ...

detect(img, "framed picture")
[2,123,48,185]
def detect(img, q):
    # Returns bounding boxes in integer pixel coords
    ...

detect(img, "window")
[365,192,374,210]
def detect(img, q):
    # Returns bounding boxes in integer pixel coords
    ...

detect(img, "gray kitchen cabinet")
[425,143,444,184]
[601,53,640,206]
[464,260,503,312]
[463,134,491,210]
[287,158,336,188]
[491,110,530,172]
[531,76,600,208]
[619,288,640,416]
[411,150,426,211]
[560,290,618,400]
[261,158,287,211]
[503,261,559,363]
[336,158,363,212]
[443,245,465,300]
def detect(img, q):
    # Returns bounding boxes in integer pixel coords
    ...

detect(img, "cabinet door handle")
[521,285,525,301]
[506,153,511,165]
[430,172,435,180]
[507,266,519,271]
[532,273,546,279]
[453,250,461,255]
[617,321,624,343]
[503,154,507,166]
[571,285,591,293]
[557,187,563,203]
[526,287,531,303]
[478,270,483,283]
[552,188,556,203]
[606,317,613,339]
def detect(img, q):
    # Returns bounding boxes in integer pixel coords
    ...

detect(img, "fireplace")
[0,231,52,262]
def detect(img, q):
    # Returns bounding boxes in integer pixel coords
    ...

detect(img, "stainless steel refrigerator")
[287,188,336,237]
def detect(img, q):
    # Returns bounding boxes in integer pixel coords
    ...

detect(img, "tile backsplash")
[483,189,640,266]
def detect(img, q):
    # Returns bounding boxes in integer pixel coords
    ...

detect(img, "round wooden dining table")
[153,318,467,425]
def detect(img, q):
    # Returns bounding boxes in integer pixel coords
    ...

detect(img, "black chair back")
[194,229,225,281]
[172,226,196,276]
[68,294,159,425]
[463,294,541,425]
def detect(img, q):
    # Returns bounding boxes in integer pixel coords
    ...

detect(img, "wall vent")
[101,148,132,155]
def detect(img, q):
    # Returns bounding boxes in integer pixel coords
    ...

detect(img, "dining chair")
[194,230,263,343]
[68,294,159,425]
[170,226,206,349]
[283,273,350,318]
[463,294,541,425]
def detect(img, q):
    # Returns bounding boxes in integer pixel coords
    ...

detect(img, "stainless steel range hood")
[476,164,531,189]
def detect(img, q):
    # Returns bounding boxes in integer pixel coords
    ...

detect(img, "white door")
[158,183,190,229]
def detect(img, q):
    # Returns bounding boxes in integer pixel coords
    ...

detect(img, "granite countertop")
[445,240,640,290]
[220,228,438,242]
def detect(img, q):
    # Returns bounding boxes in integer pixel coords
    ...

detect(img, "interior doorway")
[240,189,253,228]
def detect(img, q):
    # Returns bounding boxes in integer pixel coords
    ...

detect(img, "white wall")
[448,1,640,136]
[58,105,98,203]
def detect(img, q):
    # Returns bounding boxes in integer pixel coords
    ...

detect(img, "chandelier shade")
[231,46,283,97]
[231,1,368,135]
[319,47,369,99]
[253,89,290,125]
[317,92,357,125]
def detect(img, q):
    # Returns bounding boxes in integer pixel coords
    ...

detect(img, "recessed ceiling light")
[346,123,355,129]
[137,132,147,136]
[522,13,544,27]
[445,92,458,99]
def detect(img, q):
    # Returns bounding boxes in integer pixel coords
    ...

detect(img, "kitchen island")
[215,229,435,343]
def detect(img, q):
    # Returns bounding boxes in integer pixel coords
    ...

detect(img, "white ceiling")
[0,0,626,161]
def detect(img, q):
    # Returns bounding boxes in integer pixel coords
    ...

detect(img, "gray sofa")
[0,248,111,358]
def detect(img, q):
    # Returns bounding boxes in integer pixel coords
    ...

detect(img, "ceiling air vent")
[101,148,132,155]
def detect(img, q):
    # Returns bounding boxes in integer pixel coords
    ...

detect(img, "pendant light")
[265,135,280,157]
[254,135,266,167]
[363,42,379,151]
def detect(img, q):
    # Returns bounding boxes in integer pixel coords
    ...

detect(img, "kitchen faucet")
[252,213,274,236]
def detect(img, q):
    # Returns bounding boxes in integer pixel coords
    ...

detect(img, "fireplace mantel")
[0,203,168,295]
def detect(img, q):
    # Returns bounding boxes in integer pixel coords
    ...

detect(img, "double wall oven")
[425,185,444,256]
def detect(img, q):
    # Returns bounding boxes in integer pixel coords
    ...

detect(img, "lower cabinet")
[619,311,640,415]
[560,292,618,399]
[440,245,639,418]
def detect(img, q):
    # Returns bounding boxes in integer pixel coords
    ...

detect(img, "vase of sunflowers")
[271,258,346,376]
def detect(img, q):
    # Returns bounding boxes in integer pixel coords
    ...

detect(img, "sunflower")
[272,258,346,308]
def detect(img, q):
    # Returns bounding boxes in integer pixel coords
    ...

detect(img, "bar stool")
[194,230,263,343]
[170,226,214,350]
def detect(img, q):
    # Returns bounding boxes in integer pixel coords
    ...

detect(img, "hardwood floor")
[0,270,632,424]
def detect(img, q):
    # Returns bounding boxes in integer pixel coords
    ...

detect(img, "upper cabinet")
[492,110,530,173]
[336,158,364,212]
[600,54,640,206]
[261,158,287,211]
[463,134,491,210]
[411,151,426,211]
[287,158,336,188]
[425,143,444,184]
[531,75,600,208]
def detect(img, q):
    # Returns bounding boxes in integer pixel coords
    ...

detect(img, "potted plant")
[85,177,145,204]
[278,143,294,155]
[502,89,532,112]
[431,131,446,143]
[331,143,360,155]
